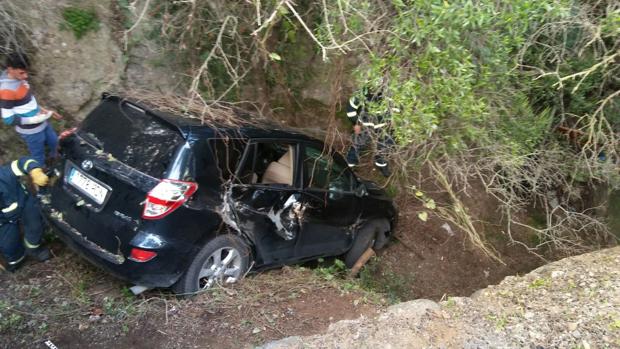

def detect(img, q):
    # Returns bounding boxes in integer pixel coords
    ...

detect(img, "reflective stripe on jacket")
[0,157,41,223]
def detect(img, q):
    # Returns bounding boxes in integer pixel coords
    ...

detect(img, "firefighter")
[345,89,398,177]
[0,157,50,272]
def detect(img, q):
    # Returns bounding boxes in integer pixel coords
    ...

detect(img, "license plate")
[67,167,109,205]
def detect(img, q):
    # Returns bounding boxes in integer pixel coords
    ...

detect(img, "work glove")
[29,168,49,187]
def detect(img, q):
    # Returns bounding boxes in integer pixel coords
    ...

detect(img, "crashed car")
[41,94,397,294]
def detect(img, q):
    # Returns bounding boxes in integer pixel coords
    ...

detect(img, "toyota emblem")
[81,160,93,171]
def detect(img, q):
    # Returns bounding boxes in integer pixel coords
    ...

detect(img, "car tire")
[172,234,251,296]
[344,219,392,268]
[372,219,391,250]
[344,223,377,268]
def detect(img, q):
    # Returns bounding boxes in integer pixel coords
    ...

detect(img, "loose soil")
[376,186,545,301]
[0,246,381,349]
[345,160,551,302]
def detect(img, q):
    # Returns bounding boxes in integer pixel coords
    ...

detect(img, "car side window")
[209,138,246,181]
[303,145,354,192]
[236,141,296,186]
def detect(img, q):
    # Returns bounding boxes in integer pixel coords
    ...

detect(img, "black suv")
[41,94,396,294]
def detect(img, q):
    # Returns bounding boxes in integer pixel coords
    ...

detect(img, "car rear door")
[225,140,306,266]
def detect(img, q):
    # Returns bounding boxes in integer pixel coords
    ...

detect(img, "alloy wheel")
[198,247,243,289]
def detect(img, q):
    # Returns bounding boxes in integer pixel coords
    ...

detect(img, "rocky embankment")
[265,247,620,348]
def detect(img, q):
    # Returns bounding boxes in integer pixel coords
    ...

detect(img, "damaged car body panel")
[218,139,365,267]
[225,186,304,265]
[42,94,397,292]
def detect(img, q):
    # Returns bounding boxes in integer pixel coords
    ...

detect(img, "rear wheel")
[172,235,251,295]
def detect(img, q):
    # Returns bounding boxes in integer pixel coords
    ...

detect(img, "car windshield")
[78,99,184,178]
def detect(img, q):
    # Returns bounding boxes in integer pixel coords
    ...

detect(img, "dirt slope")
[0,245,385,349]
[264,246,620,348]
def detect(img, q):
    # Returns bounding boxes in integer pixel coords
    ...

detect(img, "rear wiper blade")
[77,131,104,150]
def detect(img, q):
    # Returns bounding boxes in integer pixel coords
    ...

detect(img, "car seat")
[261,146,293,185]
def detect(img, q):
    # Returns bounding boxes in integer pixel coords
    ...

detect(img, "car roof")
[112,94,320,144]
[185,125,319,143]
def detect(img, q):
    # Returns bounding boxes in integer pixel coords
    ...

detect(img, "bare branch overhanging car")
[40,94,397,294]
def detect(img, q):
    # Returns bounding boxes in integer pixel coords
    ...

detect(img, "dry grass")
[0,246,381,347]
[118,89,274,129]
[0,1,32,55]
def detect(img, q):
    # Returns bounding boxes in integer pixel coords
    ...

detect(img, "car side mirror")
[354,182,368,197]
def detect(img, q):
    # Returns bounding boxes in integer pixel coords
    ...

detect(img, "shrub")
[61,7,99,39]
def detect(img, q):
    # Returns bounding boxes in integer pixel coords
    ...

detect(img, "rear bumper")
[40,199,184,288]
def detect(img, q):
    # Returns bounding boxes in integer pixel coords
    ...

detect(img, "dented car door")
[224,141,306,266]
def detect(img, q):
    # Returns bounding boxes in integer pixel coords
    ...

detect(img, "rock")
[381,299,440,320]
[17,0,124,120]
[440,223,455,236]
[259,336,303,349]
[551,270,564,278]
[262,247,620,349]
[124,42,180,96]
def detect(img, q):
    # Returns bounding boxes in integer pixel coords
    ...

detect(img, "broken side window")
[209,138,246,181]
[303,145,354,192]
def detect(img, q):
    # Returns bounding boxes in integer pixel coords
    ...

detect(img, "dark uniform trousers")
[0,194,43,264]
[346,127,395,168]
[0,158,45,266]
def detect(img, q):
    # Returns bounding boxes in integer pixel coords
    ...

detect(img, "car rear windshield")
[78,98,184,178]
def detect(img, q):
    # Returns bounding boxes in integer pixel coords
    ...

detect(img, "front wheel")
[344,219,391,268]
[172,234,251,295]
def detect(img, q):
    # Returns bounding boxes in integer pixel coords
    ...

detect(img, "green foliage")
[345,0,569,155]
[444,297,456,308]
[61,7,100,39]
[116,0,134,29]
[312,258,406,303]
[202,58,239,99]
[315,2,620,255]
[528,277,550,288]
[269,10,321,105]
[315,1,616,197]
[314,258,347,280]
[0,313,23,332]
[486,313,509,330]
[358,259,407,304]
[151,0,619,248]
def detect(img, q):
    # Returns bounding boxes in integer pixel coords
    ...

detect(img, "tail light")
[58,127,77,141]
[129,248,157,262]
[142,179,198,219]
